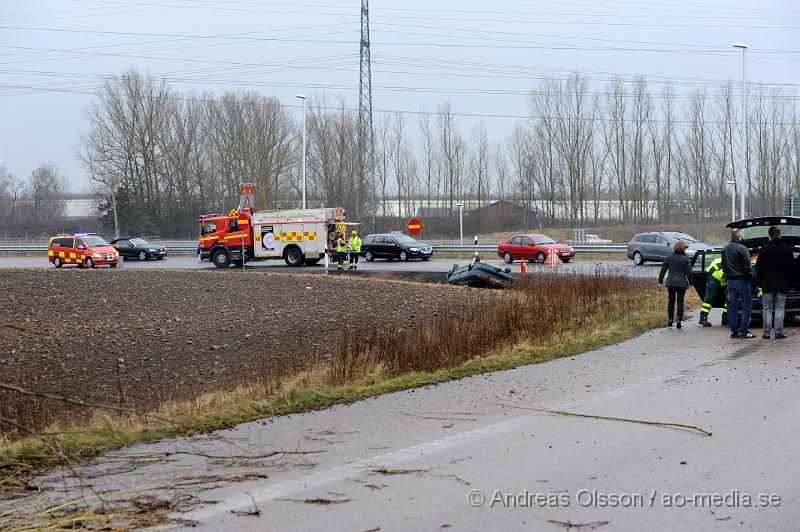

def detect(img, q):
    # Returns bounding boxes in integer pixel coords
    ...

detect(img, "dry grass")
[0,271,664,494]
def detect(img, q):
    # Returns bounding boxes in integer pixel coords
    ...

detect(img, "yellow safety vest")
[707,258,726,286]
[336,239,347,253]
[349,236,362,253]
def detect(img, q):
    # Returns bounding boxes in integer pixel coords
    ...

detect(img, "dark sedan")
[361,233,432,261]
[109,238,167,261]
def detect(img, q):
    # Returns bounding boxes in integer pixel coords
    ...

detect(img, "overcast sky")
[1,0,797,192]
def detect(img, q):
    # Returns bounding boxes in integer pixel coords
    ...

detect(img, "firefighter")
[698,257,728,327]
[348,230,362,270]
[336,234,347,270]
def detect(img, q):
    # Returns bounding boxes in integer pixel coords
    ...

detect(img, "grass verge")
[1,274,666,494]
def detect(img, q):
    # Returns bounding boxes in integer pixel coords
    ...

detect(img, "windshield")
[392,234,418,244]
[131,238,149,246]
[741,224,800,242]
[534,236,556,245]
[200,221,217,235]
[82,236,108,247]
[669,233,698,243]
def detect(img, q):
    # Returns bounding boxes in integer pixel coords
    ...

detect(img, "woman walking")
[658,240,694,329]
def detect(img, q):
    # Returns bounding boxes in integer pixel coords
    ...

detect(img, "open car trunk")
[692,216,800,316]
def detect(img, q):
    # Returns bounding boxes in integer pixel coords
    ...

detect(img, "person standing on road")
[348,230,362,270]
[336,234,347,271]
[722,228,756,339]
[755,226,794,340]
[658,240,694,329]
[698,257,729,327]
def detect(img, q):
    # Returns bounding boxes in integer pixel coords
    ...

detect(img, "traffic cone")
[543,247,563,267]
[520,260,527,273]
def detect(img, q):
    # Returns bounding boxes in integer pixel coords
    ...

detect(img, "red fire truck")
[197,183,351,268]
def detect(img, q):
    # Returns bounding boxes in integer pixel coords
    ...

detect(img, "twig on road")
[494,399,713,437]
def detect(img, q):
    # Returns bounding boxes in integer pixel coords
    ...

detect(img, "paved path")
[31,310,798,531]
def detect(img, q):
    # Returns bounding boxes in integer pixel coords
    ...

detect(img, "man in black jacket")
[755,226,794,339]
[722,229,755,339]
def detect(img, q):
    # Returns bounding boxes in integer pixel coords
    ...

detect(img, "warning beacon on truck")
[197,183,355,268]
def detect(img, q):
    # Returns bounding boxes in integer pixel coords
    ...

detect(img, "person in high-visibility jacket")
[699,257,728,326]
[348,230,362,270]
[336,235,347,270]
[700,255,761,326]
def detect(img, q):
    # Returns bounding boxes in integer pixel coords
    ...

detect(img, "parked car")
[361,233,432,261]
[691,216,800,319]
[627,231,713,265]
[447,256,513,289]
[585,234,612,245]
[109,238,167,261]
[497,234,575,264]
[47,233,118,268]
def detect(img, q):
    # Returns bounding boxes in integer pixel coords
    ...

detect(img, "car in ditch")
[497,234,575,264]
[691,216,800,319]
[109,237,167,261]
[447,256,514,289]
[360,233,433,261]
[627,231,713,265]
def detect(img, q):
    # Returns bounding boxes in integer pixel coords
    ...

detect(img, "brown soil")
[0,269,487,433]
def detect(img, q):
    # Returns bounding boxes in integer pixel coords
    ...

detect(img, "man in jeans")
[755,226,794,339]
[722,229,755,339]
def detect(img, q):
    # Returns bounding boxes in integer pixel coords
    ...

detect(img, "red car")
[497,234,575,264]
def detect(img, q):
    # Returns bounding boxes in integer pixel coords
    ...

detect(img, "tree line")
[2,68,800,239]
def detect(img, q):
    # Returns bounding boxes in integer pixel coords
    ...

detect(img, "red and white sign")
[407,218,421,235]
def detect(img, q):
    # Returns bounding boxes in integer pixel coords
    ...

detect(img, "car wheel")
[53,257,62,268]
[536,251,546,263]
[85,257,95,269]
[422,256,430,261]
[502,252,513,264]
[633,251,644,265]
[212,249,231,268]
[364,250,374,262]
[399,250,409,262]
[109,262,117,268]
[138,250,147,261]
[284,247,304,267]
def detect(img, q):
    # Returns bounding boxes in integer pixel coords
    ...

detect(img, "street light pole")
[727,179,736,222]
[456,203,464,247]
[296,94,307,209]
[733,43,748,219]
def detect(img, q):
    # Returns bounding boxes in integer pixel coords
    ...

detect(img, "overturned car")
[691,216,800,318]
[447,256,514,289]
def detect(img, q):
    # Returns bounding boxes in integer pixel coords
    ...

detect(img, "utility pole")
[733,42,748,219]
[358,0,375,230]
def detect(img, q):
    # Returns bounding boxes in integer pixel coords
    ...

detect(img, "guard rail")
[0,244,629,255]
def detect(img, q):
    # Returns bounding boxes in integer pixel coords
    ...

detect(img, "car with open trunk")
[691,216,800,319]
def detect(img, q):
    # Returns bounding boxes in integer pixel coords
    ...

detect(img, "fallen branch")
[494,399,712,437]
[547,519,610,530]
[162,449,326,461]
[371,468,429,476]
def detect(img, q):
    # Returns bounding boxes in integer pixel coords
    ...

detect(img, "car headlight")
[410,247,420,252]
[148,248,156,252]
[93,253,101,258]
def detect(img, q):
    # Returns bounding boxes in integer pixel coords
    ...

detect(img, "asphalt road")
[32,310,798,531]
[0,254,655,277]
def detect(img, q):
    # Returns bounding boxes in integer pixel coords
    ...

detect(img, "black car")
[691,216,800,318]
[109,238,167,261]
[361,233,432,262]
